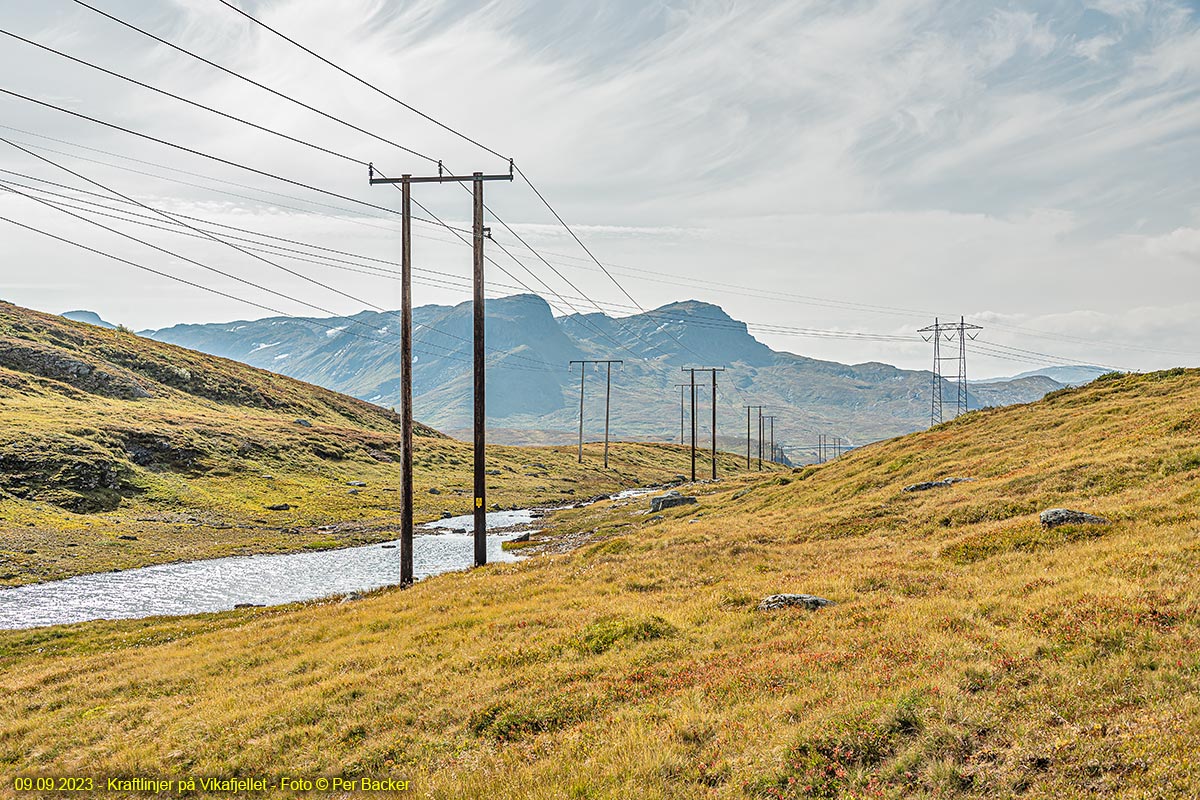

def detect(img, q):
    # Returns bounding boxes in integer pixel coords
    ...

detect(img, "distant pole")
[576,361,585,463]
[757,409,763,470]
[764,416,775,464]
[745,407,751,469]
[604,361,613,468]
[675,384,687,445]
[570,359,622,464]
[398,175,414,587]
[689,369,697,481]
[681,367,724,481]
[710,368,718,480]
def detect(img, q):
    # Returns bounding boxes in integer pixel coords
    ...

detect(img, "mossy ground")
[3,312,1200,798]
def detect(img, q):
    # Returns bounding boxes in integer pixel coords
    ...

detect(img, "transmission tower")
[917,317,982,427]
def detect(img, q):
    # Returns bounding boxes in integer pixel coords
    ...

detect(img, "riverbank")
[0,485,688,629]
[0,442,756,589]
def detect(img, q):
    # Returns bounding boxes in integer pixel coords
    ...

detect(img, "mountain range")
[126,296,1102,456]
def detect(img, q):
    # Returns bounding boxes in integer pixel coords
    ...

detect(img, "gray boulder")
[757,594,836,612]
[650,490,697,512]
[293,418,312,427]
[1040,508,1110,528]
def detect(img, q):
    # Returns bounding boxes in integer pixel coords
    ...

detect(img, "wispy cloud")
[0,0,1196,375]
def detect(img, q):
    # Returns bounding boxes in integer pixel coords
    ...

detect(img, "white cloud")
[1074,34,1119,60]
[1145,226,1200,260]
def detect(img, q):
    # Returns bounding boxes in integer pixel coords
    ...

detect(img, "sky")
[0,0,1198,378]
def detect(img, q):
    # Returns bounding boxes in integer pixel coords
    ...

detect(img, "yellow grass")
[3,369,1200,798]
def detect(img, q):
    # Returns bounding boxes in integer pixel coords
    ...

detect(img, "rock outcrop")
[1040,508,1109,528]
[757,594,836,612]
[902,477,974,493]
[650,490,696,513]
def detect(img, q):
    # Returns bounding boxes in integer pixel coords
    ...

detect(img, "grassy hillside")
[3,363,1199,797]
[0,302,752,587]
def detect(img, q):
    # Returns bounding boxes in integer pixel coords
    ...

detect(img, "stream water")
[0,513,532,630]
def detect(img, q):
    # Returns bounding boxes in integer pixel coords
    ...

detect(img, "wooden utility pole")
[688,368,696,482]
[764,415,776,464]
[398,175,413,586]
[682,366,724,481]
[471,173,486,567]
[745,405,763,470]
[369,165,512,572]
[569,359,622,466]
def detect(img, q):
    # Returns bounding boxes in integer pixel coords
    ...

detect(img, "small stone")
[293,418,312,428]
[347,481,367,487]
[266,503,292,511]
[261,474,275,480]
[117,534,138,541]
[732,488,751,500]
[440,511,453,519]
[508,532,531,543]
[428,487,442,495]
[757,594,836,612]
[234,603,265,609]
[485,469,502,476]
[1040,508,1110,528]
[348,489,360,495]
[381,544,397,549]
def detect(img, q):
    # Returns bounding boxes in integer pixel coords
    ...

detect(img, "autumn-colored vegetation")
[2,302,1199,798]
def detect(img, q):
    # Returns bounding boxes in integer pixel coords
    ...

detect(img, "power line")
[66,0,438,165]
[213,0,508,163]
[0,175,562,365]
[0,180,548,372]
[0,129,471,234]
[0,88,417,221]
[0,28,365,168]
[1,137,557,371]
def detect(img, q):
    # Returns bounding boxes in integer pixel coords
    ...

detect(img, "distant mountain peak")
[62,310,116,329]
[651,299,736,321]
